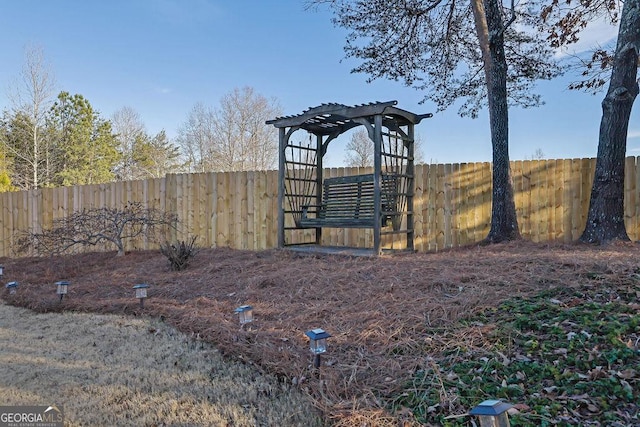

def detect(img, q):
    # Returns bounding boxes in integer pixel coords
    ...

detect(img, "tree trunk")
[580,0,639,244]
[471,0,521,243]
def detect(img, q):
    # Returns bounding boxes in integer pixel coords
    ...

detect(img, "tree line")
[2,0,639,248]
[0,46,281,192]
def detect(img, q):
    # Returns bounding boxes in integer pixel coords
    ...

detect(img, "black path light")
[305,328,331,369]
[5,281,17,295]
[234,305,254,325]
[133,284,149,308]
[55,281,69,301]
[469,399,513,427]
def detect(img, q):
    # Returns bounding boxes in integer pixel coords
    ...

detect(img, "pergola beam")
[267,101,432,136]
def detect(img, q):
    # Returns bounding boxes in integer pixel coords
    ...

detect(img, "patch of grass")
[0,303,322,427]
[391,284,640,426]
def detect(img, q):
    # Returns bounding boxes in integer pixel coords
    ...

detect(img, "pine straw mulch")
[2,240,639,426]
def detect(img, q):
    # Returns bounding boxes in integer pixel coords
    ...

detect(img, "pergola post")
[315,133,323,245]
[407,123,415,252]
[373,114,383,255]
[277,127,286,248]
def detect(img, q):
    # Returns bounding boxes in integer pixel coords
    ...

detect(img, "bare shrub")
[160,236,200,271]
[15,202,177,256]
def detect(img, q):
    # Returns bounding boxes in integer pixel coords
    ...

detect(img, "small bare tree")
[111,106,146,181]
[5,45,57,189]
[345,129,426,167]
[213,87,282,171]
[176,102,216,173]
[526,148,546,160]
[344,129,373,167]
[16,202,177,256]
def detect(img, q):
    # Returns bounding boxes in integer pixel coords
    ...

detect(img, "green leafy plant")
[391,285,640,426]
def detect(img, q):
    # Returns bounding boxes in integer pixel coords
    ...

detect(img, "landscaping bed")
[2,240,639,426]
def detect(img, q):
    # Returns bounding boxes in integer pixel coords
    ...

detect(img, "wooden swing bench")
[298,173,398,229]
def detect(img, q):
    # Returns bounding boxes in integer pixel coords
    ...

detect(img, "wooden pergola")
[267,101,431,255]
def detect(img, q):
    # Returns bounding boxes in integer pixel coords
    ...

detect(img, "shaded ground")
[2,240,639,425]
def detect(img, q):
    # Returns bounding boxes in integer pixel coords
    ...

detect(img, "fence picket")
[3,158,640,256]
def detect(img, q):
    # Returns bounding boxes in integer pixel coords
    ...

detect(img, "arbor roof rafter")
[266,100,432,136]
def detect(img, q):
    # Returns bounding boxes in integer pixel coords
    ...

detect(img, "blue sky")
[0,0,637,167]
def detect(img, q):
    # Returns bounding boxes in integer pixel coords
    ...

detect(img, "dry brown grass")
[2,240,639,425]
[0,303,322,426]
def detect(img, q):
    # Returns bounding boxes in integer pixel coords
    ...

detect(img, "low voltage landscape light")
[305,328,331,368]
[0,265,4,277]
[5,281,17,295]
[469,399,513,427]
[133,284,149,308]
[234,305,254,325]
[55,281,70,301]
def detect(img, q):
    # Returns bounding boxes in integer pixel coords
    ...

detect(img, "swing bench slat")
[298,174,398,228]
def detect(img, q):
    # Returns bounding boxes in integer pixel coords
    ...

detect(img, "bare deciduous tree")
[345,129,426,167]
[5,45,57,189]
[344,129,373,168]
[177,102,216,172]
[526,148,546,160]
[16,202,177,257]
[178,87,281,172]
[213,87,281,171]
[112,106,146,181]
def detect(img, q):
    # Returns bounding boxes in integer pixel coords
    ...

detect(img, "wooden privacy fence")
[1,157,640,257]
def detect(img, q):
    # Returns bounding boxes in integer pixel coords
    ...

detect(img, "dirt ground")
[2,240,639,425]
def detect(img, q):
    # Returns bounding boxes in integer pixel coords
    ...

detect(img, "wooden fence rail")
[1,157,638,257]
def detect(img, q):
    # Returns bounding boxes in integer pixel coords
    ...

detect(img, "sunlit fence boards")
[1,157,639,256]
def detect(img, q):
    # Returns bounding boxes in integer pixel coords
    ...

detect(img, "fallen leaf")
[512,403,530,411]
[620,379,633,395]
[588,366,607,379]
[617,369,636,379]
[568,393,590,401]
[497,351,510,366]
[395,406,413,417]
